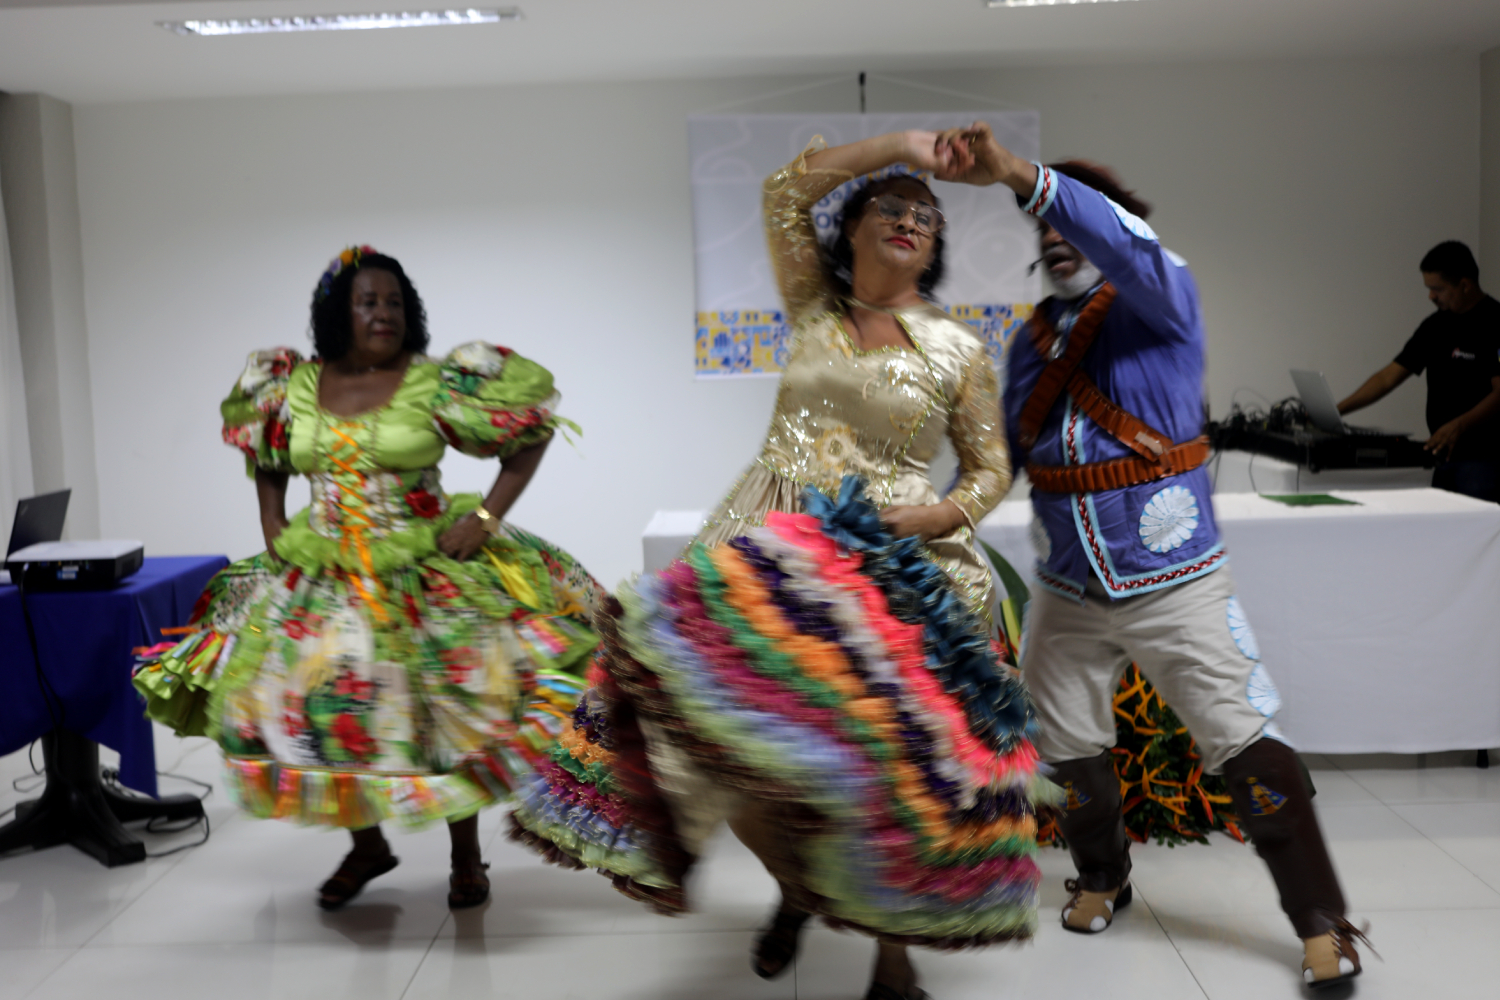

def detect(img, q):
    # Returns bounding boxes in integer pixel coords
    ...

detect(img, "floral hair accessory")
[314,244,380,302]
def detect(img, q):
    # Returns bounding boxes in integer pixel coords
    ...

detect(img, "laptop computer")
[1290,370,1395,437]
[1,489,70,585]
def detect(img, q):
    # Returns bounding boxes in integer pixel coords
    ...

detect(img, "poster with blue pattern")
[689,112,1042,378]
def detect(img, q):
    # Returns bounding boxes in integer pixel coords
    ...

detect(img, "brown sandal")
[752,906,810,980]
[448,859,491,909]
[317,850,399,911]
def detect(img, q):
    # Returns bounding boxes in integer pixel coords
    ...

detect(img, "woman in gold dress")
[511,132,1049,1000]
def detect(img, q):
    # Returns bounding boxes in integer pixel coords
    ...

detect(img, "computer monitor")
[6,489,70,556]
[1289,369,1348,435]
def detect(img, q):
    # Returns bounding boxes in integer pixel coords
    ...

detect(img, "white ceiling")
[1,0,1498,105]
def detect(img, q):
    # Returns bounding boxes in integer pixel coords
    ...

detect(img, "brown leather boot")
[1222,737,1363,986]
[1050,751,1132,933]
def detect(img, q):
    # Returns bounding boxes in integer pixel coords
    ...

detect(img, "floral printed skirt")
[135,494,603,829]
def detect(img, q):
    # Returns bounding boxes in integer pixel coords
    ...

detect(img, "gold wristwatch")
[473,505,501,537]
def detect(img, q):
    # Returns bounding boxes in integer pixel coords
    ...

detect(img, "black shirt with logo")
[1394,295,1500,462]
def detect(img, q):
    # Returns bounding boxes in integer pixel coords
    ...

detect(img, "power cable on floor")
[100,766,214,857]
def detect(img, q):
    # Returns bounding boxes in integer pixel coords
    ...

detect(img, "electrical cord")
[100,767,214,857]
[0,740,45,822]
[16,576,65,733]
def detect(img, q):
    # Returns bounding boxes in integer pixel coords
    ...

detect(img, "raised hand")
[934,122,1004,186]
[804,131,954,183]
[898,130,952,173]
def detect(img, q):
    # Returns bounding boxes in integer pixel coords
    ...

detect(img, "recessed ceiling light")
[986,0,1142,7]
[158,8,522,37]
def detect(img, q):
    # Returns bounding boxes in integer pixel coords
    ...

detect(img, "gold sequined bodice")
[695,139,1014,620]
[760,306,1005,518]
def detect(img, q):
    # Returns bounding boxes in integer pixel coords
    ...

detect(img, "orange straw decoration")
[326,422,390,624]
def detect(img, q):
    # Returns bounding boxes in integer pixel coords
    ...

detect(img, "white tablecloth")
[643,489,1500,754]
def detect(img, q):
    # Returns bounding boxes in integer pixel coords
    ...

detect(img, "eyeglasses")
[868,193,945,235]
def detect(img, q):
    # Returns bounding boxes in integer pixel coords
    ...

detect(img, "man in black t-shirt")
[1339,241,1500,501]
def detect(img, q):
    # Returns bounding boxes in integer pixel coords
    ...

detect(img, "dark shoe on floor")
[318,851,399,911]
[448,860,491,909]
[751,906,810,980]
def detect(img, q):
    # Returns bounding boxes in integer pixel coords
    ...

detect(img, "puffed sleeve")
[763,138,856,327]
[947,354,1013,529]
[431,341,573,459]
[221,348,303,476]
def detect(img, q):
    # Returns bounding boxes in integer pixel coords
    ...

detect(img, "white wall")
[1,93,100,540]
[0,144,33,538]
[1483,46,1500,283]
[73,54,1480,589]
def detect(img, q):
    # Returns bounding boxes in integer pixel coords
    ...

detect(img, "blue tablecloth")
[0,555,228,797]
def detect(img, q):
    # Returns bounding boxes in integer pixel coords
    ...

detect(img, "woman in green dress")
[135,247,603,909]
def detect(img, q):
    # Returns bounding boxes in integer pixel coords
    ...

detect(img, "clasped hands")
[891,122,1029,191]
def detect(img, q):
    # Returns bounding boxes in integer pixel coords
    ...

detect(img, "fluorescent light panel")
[159,8,521,37]
[987,0,1141,7]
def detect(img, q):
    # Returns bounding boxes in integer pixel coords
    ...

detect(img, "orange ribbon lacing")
[326,423,390,624]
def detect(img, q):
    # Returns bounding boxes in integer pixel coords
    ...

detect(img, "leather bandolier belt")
[1019,283,1210,495]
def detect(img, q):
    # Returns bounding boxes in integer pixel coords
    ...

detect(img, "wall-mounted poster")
[690,111,1042,379]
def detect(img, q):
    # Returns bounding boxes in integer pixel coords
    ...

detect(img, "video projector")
[6,540,144,591]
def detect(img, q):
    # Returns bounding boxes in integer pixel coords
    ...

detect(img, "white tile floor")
[4,731,1500,999]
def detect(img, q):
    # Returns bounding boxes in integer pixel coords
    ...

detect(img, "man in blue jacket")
[938,124,1364,989]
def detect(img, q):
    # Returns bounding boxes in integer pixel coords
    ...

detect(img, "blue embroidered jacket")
[1004,166,1225,601]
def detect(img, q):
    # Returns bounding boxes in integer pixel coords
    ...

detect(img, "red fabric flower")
[440,646,479,686]
[424,572,461,601]
[334,672,374,701]
[282,693,309,738]
[405,488,442,519]
[331,713,378,761]
[266,419,289,452]
[434,416,461,447]
[284,619,307,641]
[223,425,256,457]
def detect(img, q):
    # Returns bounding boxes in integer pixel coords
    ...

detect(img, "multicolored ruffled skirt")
[510,479,1053,947]
[133,493,603,829]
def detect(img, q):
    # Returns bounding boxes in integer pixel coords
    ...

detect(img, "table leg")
[0,730,203,867]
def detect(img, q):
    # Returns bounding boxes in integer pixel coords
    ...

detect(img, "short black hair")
[1048,160,1152,220]
[821,175,946,301]
[309,252,430,361]
[1419,241,1479,286]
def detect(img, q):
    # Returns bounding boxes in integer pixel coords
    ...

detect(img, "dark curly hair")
[821,175,947,301]
[309,251,430,361]
[1049,160,1152,220]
